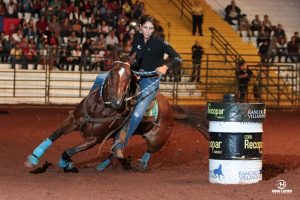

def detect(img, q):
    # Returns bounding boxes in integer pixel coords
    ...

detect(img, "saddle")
[141,98,159,123]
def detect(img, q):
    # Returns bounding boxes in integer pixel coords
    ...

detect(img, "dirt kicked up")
[0,106,299,200]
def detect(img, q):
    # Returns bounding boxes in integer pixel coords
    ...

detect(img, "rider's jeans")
[116,76,160,148]
[90,73,108,92]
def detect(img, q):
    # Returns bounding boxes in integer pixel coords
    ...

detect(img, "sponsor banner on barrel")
[209,132,262,159]
[207,102,266,122]
[209,159,262,184]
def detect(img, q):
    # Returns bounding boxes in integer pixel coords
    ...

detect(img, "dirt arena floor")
[0,105,299,200]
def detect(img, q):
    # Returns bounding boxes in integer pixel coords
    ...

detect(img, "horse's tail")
[172,105,209,140]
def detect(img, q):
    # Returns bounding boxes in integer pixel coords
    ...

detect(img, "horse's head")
[103,60,132,110]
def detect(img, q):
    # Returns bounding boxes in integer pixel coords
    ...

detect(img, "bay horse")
[24,56,209,173]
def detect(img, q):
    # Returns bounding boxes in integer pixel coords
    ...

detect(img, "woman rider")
[91,14,182,159]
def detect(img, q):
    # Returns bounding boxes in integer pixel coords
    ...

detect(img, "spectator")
[48,16,60,34]
[91,49,105,71]
[250,15,262,35]
[99,20,110,37]
[225,0,241,25]
[66,44,81,71]
[191,0,204,36]
[276,37,287,63]
[10,42,25,69]
[82,37,92,51]
[292,32,300,47]
[67,31,78,50]
[287,36,299,62]
[0,3,6,16]
[81,49,92,71]
[191,39,203,83]
[273,24,286,40]
[83,0,92,17]
[69,6,80,22]
[258,40,270,64]
[79,11,88,28]
[86,17,98,39]
[49,0,61,15]
[267,36,277,63]
[71,19,83,38]
[6,0,18,18]
[0,31,7,62]
[236,60,252,103]
[262,15,273,33]
[3,35,15,63]
[36,15,48,36]
[123,40,132,52]
[12,29,23,43]
[256,25,270,47]
[57,46,69,70]
[105,30,119,49]
[60,18,72,38]
[23,43,39,69]
[122,0,132,18]
[238,14,250,37]
[20,0,35,17]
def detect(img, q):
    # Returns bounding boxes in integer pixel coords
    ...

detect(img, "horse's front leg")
[58,136,99,173]
[24,114,77,168]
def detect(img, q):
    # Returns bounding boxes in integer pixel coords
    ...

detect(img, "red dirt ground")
[0,106,299,200]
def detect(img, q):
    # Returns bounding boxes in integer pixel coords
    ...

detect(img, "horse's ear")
[128,52,137,65]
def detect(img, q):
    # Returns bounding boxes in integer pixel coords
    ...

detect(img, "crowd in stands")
[0,0,153,71]
[224,0,300,64]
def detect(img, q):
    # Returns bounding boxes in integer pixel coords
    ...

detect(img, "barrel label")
[209,132,262,159]
[207,102,266,122]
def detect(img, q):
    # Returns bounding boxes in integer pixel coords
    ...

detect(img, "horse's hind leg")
[58,137,99,173]
[25,115,77,168]
[139,124,173,170]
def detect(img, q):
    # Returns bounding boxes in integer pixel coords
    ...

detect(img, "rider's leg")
[90,73,108,92]
[114,77,159,158]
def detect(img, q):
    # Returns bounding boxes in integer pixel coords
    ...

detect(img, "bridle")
[100,61,134,106]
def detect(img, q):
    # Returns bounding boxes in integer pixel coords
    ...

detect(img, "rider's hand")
[156,65,168,75]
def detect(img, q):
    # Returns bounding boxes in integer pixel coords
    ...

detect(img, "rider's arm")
[162,39,182,69]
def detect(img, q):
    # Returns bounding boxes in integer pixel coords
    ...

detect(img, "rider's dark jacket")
[130,33,182,72]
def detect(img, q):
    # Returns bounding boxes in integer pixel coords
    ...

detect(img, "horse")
[24,56,209,173]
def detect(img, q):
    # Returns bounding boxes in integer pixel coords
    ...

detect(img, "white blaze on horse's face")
[118,67,125,77]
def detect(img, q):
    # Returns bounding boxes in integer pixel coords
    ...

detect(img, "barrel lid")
[207,102,266,122]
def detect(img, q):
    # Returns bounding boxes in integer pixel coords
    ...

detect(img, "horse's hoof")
[119,157,132,170]
[24,160,34,168]
[29,161,52,174]
[63,167,79,173]
[137,159,148,171]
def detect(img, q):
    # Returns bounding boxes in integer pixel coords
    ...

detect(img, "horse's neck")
[87,88,114,116]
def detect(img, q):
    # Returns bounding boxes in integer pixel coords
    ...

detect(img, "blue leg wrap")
[58,158,74,169]
[96,159,111,172]
[139,152,151,170]
[27,138,52,166]
[32,138,53,158]
[58,158,68,168]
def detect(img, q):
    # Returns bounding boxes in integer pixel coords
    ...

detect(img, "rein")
[81,89,129,128]
[124,70,162,102]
